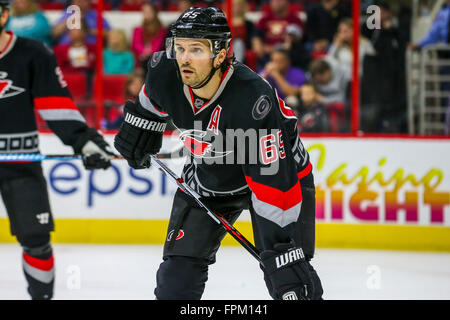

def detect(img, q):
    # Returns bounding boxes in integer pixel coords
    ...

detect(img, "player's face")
[0,7,9,34]
[175,39,215,87]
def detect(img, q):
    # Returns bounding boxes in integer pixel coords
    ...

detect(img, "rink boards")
[1,134,449,251]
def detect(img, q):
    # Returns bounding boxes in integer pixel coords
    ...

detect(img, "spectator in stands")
[53,19,96,74]
[252,0,304,69]
[297,83,331,133]
[409,0,450,135]
[94,0,148,10]
[408,0,450,50]
[259,46,307,104]
[232,0,256,64]
[52,0,111,45]
[361,0,407,133]
[309,57,350,106]
[6,0,51,45]
[306,0,351,58]
[104,29,135,74]
[327,18,376,79]
[104,69,145,130]
[131,2,166,69]
[282,23,311,71]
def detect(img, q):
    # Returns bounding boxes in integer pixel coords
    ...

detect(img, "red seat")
[325,103,345,133]
[63,72,98,126]
[167,4,179,11]
[119,3,163,11]
[64,73,87,101]
[245,50,257,71]
[39,3,64,10]
[290,4,304,13]
[102,75,128,104]
[261,4,271,13]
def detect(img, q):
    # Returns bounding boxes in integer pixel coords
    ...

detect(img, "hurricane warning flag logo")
[0,73,25,99]
[0,80,12,97]
[179,129,232,159]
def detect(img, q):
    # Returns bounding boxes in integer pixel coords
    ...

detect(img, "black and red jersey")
[0,32,89,178]
[137,52,313,232]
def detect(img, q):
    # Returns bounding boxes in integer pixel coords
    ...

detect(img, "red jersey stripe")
[34,96,78,110]
[22,253,54,272]
[0,31,14,56]
[245,176,302,210]
[278,97,297,118]
[297,161,312,180]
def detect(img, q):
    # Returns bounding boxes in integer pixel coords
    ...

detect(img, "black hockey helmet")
[166,7,232,59]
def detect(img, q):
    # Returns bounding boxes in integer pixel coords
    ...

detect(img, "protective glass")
[166,37,218,60]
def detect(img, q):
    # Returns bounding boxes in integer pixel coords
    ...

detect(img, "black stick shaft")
[149,154,262,263]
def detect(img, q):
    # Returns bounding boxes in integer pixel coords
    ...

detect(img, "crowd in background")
[5,0,415,134]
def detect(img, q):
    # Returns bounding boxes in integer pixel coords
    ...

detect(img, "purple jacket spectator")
[52,0,111,45]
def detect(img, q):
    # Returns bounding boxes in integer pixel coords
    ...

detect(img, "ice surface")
[1,244,450,300]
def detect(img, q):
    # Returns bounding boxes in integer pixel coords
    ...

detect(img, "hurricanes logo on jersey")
[0,79,12,96]
[179,129,232,159]
[0,72,25,99]
[167,229,184,241]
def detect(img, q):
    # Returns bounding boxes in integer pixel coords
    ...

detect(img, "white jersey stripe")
[38,109,86,122]
[251,193,302,228]
[138,85,169,118]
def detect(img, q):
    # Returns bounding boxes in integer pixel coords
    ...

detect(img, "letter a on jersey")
[207,105,222,135]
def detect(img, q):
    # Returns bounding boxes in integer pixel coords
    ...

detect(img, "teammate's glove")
[114,100,167,169]
[73,128,115,170]
[261,243,321,300]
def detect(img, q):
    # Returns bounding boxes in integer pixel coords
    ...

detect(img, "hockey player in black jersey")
[0,0,115,299]
[114,7,323,300]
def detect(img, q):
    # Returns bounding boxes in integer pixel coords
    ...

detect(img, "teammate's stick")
[149,154,262,263]
[1,151,262,262]
[0,151,181,162]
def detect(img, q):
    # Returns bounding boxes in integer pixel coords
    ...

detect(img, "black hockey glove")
[261,243,321,300]
[114,100,167,169]
[73,128,115,170]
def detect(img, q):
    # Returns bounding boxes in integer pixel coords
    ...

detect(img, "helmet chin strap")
[189,58,220,90]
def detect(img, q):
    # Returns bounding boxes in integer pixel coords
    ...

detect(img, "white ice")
[1,244,450,300]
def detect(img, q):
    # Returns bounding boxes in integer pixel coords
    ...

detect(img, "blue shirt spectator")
[417,3,450,48]
[6,0,51,46]
[103,29,135,74]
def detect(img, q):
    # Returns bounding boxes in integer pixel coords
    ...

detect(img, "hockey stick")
[149,154,262,263]
[0,154,119,162]
[0,150,183,162]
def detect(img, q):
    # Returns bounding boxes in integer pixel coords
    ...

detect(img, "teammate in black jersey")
[115,7,323,300]
[0,0,115,299]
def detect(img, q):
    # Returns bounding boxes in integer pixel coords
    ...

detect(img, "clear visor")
[166,37,218,60]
